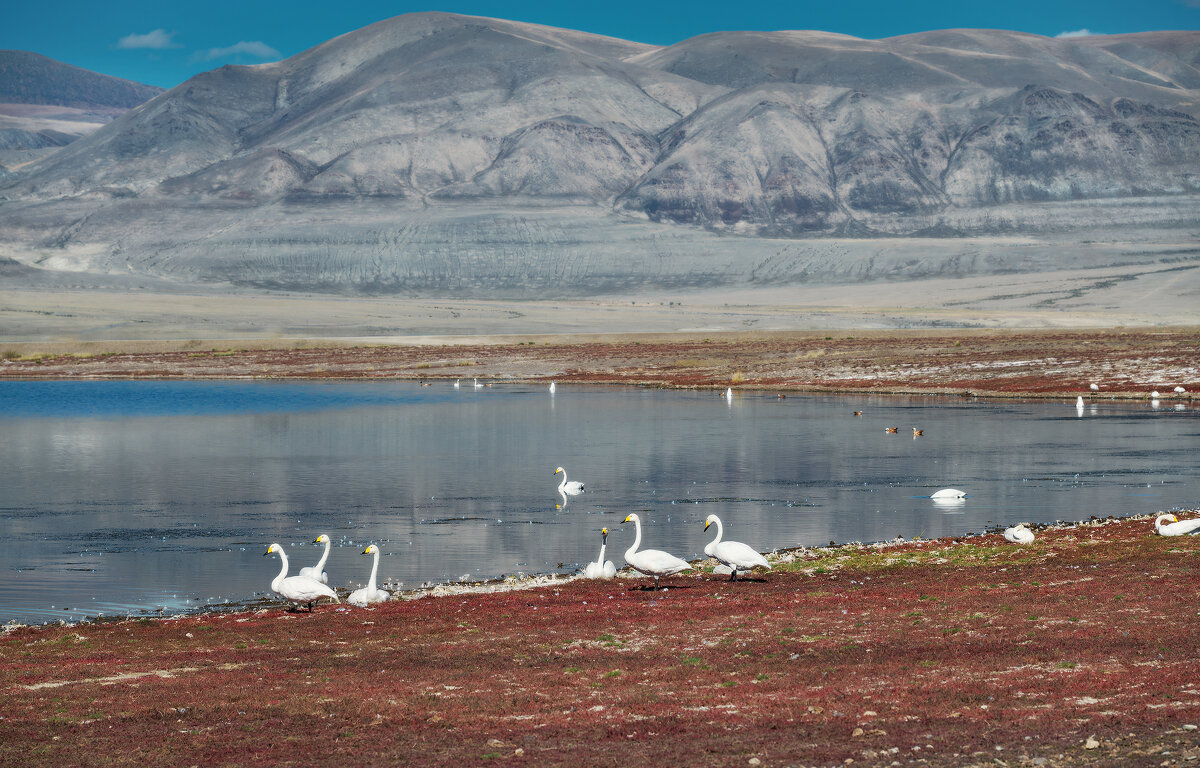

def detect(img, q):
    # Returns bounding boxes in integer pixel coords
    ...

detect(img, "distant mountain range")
[0,14,1197,295]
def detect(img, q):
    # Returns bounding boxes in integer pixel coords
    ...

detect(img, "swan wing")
[713,541,770,569]
[602,560,617,578]
[279,576,338,603]
[931,488,966,499]
[627,548,691,577]
[583,562,602,579]
[297,566,328,584]
[1160,517,1200,536]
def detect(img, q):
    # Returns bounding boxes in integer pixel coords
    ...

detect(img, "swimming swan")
[622,513,691,588]
[549,381,557,394]
[265,543,339,611]
[348,544,391,607]
[583,528,617,579]
[931,488,967,499]
[556,467,585,496]
[703,514,770,580]
[297,534,331,584]
[1003,524,1035,544]
[1155,514,1200,536]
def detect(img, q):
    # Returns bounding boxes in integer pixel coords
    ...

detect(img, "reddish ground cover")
[3,328,1198,398]
[3,516,1198,767]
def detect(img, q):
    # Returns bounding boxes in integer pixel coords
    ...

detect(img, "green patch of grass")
[564,666,581,674]
[720,681,737,688]
[1057,661,1076,669]
[755,673,770,682]
[605,669,622,678]
[681,656,704,666]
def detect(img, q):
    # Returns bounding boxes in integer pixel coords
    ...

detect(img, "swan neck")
[625,518,642,560]
[558,470,568,492]
[709,518,724,547]
[368,549,380,590]
[273,549,289,590]
[315,538,331,570]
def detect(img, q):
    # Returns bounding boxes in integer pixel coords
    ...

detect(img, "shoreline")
[3,326,1198,401]
[4,513,1198,766]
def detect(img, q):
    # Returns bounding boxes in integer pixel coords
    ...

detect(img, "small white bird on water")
[453,379,460,389]
[556,466,585,496]
[725,387,733,402]
[931,488,967,500]
[1154,514,1200,536]
[473,378,483,389]
[348,544,391,607]
[1151,391,1161,399]
[265,543,339,611]
[622,513,692,589]
[549,381,557,394]
[1003,524,1035,544]
[583,528,617,579]
[703,514,770,581]
[297,534,331,584]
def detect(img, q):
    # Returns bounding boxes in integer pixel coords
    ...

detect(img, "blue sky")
[3,0,1197,89]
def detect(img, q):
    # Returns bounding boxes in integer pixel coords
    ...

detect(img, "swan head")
[363,544,379,555]
[265,543,282,556]
[703,514,720,531]
[555,467,565,475]
[314,534,330,544]
[623,513,639,524]
[601,527,608,536]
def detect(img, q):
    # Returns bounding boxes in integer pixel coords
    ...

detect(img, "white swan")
[549,381,557,394]
[453,379,460,389]
[622,513,692,588]
[724,387,733,402]
[1175,386,1187,394]
[264,543,339,611]
[348,544,391,607]
[473,378,483,389]
[1154,514,1200,536]
[297,534,331,584]
[556,467,585,496]
[1151,390,1161,399]
[1003,524,1035,544]
[1089,383,1099,391]
[931,488,967,499]
[583,528,617,579]
[703,514,770,581]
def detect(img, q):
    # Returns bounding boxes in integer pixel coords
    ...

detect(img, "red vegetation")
[3,517,1199,766]
[3,328,1198,399]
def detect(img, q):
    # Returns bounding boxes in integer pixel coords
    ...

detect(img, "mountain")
[0,51,163,179]
[0,14,1197,295]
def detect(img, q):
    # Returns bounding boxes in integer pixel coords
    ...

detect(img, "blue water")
[1,380,1196,624]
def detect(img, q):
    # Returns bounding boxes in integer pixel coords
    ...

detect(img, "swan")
[703,514,770,581]
[582,528,617,579]
[1154,514,1200,536]
[1089,383,1099,391]
[297,534,331,584]
[1003,524,1035,544]
[473,378,483,389]
[555,467,584,496]
[622,513,692,588]
[348,544,391,607]
[264,543,339,611]
[549,381,557,394]
[931,488,967,499]
[1151,391,1161,399]
[1175,386,1187,394]
[724,387,733,401]
[453,379,460,389]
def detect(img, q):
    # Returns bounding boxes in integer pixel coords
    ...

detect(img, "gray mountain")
[0,14,1197,295]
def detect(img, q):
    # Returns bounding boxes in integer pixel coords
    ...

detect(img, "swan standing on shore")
[1154,514,1200,536]
[556,467,585,496]
[348,544,391,607]
[703,514,770,581]
[265,543,339,611]
[583,528,617,579]
[1003,524,1035,544]
[622,513,692,588]
[297,534,331,584]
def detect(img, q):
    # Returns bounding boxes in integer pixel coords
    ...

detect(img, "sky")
[3,0,1197,89]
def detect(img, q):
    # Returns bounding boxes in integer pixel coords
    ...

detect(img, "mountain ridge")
[0,13,1197,296]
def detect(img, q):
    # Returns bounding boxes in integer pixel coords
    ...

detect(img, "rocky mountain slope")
[0,14,1197,295]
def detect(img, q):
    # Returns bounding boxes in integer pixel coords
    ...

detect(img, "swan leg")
[729,568,737,582]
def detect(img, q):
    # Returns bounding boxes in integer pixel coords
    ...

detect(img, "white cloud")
[1056,29,1096,38]
[201,41,281,61]
[116,29,180,50]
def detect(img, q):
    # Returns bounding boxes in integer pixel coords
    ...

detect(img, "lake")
[1,380,1196,624]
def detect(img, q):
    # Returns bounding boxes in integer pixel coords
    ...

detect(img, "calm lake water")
[1,380,1196,624]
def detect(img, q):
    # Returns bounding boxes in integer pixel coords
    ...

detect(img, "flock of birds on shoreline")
[262,380,1199,611]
